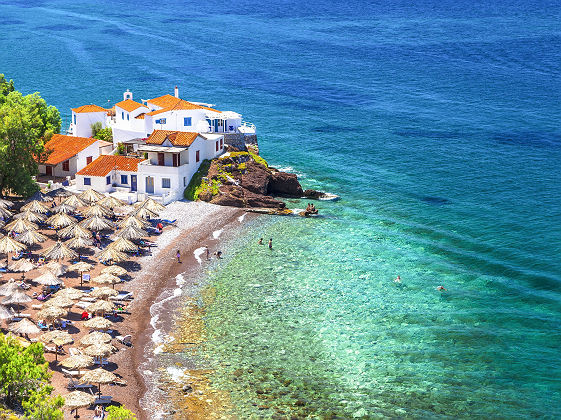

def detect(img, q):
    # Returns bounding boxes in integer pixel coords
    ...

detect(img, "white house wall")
[73,112,106,138]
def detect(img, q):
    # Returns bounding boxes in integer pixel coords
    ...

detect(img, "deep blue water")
[1,0,561,417]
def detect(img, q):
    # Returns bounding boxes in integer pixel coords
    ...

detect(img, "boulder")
[240,161,272,195]
[303,189,323,199]
[268,172,303,197]
[244,191,285,209]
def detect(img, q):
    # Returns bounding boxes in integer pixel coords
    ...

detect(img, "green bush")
[94,127,113,143]
[22,389,64,420]
[106,405,136,420]
[184,160,211,201]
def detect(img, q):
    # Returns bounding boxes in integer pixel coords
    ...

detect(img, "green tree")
[22,388,64,420]
[106,405,136,420]
[0,90,61,197]
[91,121,102,137]
[94,127,113,143]
[0,334,51,407]
[0,75,15,105]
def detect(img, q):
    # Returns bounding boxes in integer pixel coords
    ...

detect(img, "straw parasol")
[101,265,127,277]
[136,197,166,213]
[39,330,73,344]
[41,241,78,261]
[63,195,86,208]
[90,287,118,300]
[0,206,12,219]
[2,289,32,315]
[57,287,85,300]
[0,198,14,209]
[0,237,25,265]
[116,225,148,240]
[108,237,138,253]
[5,218,38,233]
[68,261,93,287]
[42,261,68,277]
[8,318,40,336]
[65,236,93,251]
[36,305,67,321]
[60,354,94,370]
[0,279,19,296]
[48,187,73,200]
[79,189,104,204]
[45,212,77,229]
[0,304,12,320]
[82,204,111,218]
[86,299,115,315]
[9,259,35,281]
[80,216,113,231]
[82,342,114,358]
[97,248,127,265]
[99,195,125,209]
[34,271,62,286]
[51,203,76,214]
[91,273,121,289]
[83,317,114,331]
[79,331,112,346]
[80,368,117,397]
[64,390,96,419]
[44,295,75,309]
[130,206,157,220]
[118,215,149,229]
[13,210,47,223]
[21,200,49,213]
[58,224,91,239]
[17,229,47,246]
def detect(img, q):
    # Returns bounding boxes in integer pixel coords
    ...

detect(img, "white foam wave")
[149,275,184,349]
[166,366,188,383]
[212,228,223,239]
[238,213,247,222]
[194,247,206,264]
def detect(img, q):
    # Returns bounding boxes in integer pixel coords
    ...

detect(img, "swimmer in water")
[436,285,447,291]
[258,238,263,245]
[394,275,401,283]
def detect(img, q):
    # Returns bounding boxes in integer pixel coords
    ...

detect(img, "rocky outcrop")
[268,171,303,197]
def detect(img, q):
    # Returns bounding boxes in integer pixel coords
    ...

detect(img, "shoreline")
[111,201,248,419]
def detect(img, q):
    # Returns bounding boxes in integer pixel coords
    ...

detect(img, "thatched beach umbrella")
[17,229,47,246]
[51,203,76,214]
[80,216,113,232]
[5,218,38,233]
[99,195,125,209]
[0,236,25,268]
[83,204,111,218]
[118,215,149,229]
[34,271,62,286]
[108,237,138,253]
[116,225,148,240]
[2,289,32,315]
[0,206,13,219]
[44,295,74,309]
[101,265,127,277]
[90,287,118,300]
[80,368,117,397]
[58,224,91,240]
[91,273,121,289]
[97,248,127,265]
[63,195,86,208]
[83,317,114,331]
[13,210,47,223]
[0,198,14,209]
[86,299,114,316]
[64,390,96,419]
[136,197,166,213]
[0,304,12,320]
[0,279,18,296]
[8,318,40,336]
[82,342,114,358]
[68,261,93,288]
[46,212,77,230]
[9,259,35,281]
[130,206,157,220]
[41,241,78,261]
[79,331,112,347]
[60,354,94,370]
[42,261,68,277]
[21,200,49,213]
[37,306,67,321]
[39,330,73,344]
[65,236,93,253]
[79,189,104,204]
[57,287,85,300]
[48,187,73,200]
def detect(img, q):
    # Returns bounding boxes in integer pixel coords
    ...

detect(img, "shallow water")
[1,0,560,417]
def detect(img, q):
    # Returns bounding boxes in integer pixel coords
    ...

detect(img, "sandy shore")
[106,201,244,419]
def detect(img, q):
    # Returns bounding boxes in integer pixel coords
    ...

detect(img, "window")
[196,150,200,162]
[121,112,124,120]
[162,178,171,188]
[84,177,91,186]
[73,114,76,124]
[86,156,93,164]
[172,154,179,167]
[127,114,129,121]
[106,175,111,185]
[220,138,224,149]
[62,160,69,171]
[215,141,219,152]
[121,175,128,184]
[184,117,192,126]
[183,177,186,187]
[155,118,166,124]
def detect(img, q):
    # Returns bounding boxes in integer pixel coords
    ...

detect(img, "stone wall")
[223,133,259,154]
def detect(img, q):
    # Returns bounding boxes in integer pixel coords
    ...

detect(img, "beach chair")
[76,301,92,309]
[32,304,43,310]
[37,293,52,301]
[62,368,82,377]
[94,395,112,405]
[116,334,132,346]
[161,219,177,226]
[69,347,83,356]
[110,291,132,301]
[67,377,93,390]
[93,358,109,366]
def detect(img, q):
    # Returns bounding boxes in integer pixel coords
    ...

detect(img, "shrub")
[184,160,211,201]
[94,127,113,143]
[106,405,136,420]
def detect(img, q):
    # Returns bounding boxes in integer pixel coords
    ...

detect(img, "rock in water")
[268,171,303,196]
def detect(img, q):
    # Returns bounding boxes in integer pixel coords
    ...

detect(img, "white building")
[38,134,112,179]
[70,105,108,138]
[75,155,143,194]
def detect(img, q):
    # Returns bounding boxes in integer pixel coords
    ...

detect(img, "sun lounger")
[62,368,82,377]
[67,377,93,390]
[69,348,83,356]
[76,301,92,309]
[110,292,133,301]
[116,335,132,346]
[161,219,177,226]
[94,396,112,405]
[32,304,43,309]
[37,293,52,301]
[93,359,109,366]
[81,297,97,302]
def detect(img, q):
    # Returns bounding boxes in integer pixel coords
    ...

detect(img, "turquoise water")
[1,0,561,417]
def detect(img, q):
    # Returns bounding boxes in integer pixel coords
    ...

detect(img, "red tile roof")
[43,134,99,165]
[115,99,147,113]
[146,94,221,116]
[135,113,146,120]
[72,104,107,113]
[76,155,142,177]
[146,130,199,147]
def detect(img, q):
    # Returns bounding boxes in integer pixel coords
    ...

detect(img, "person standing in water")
[258,238,263,245]
[268,238,273,250]
[176,249,181,263]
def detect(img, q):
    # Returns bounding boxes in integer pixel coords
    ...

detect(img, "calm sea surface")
[1,0,560,417]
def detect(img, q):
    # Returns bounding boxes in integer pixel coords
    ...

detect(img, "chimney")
[174,85,179,98]
[123,89,133,101]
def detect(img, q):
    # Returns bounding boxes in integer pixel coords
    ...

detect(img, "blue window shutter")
[127,114,129,121]
[106,175,111,185]
[84,178,91,186]
[121,175,128,184]
[122,112,124,120]
[184,117,191,126]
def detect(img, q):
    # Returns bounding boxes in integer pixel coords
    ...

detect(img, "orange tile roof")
[77,155,142,177]
[43,134,99,165]
[146,130,199,147]
[146,94,221,116]
[115,99,147,113]
[72,104,107,113]
[135,113,146,120]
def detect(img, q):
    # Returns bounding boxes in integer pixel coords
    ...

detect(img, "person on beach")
[258,238,263,245]
[215,251,223,259]
[93,405,104,420]
[268,238,273,250]
[206,247,211,260]
[436,285,447,291]
[176,249,181,263]
[394,275,401,283]
[156,222,163,233]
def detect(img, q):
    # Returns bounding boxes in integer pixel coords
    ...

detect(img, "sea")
[1,0,560,418]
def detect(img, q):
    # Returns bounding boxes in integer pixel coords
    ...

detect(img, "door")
[172,154,179,167]
[158,153,165,166]
[131,175,137,192]
[146,176,154,194]
[45,166,53,176]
